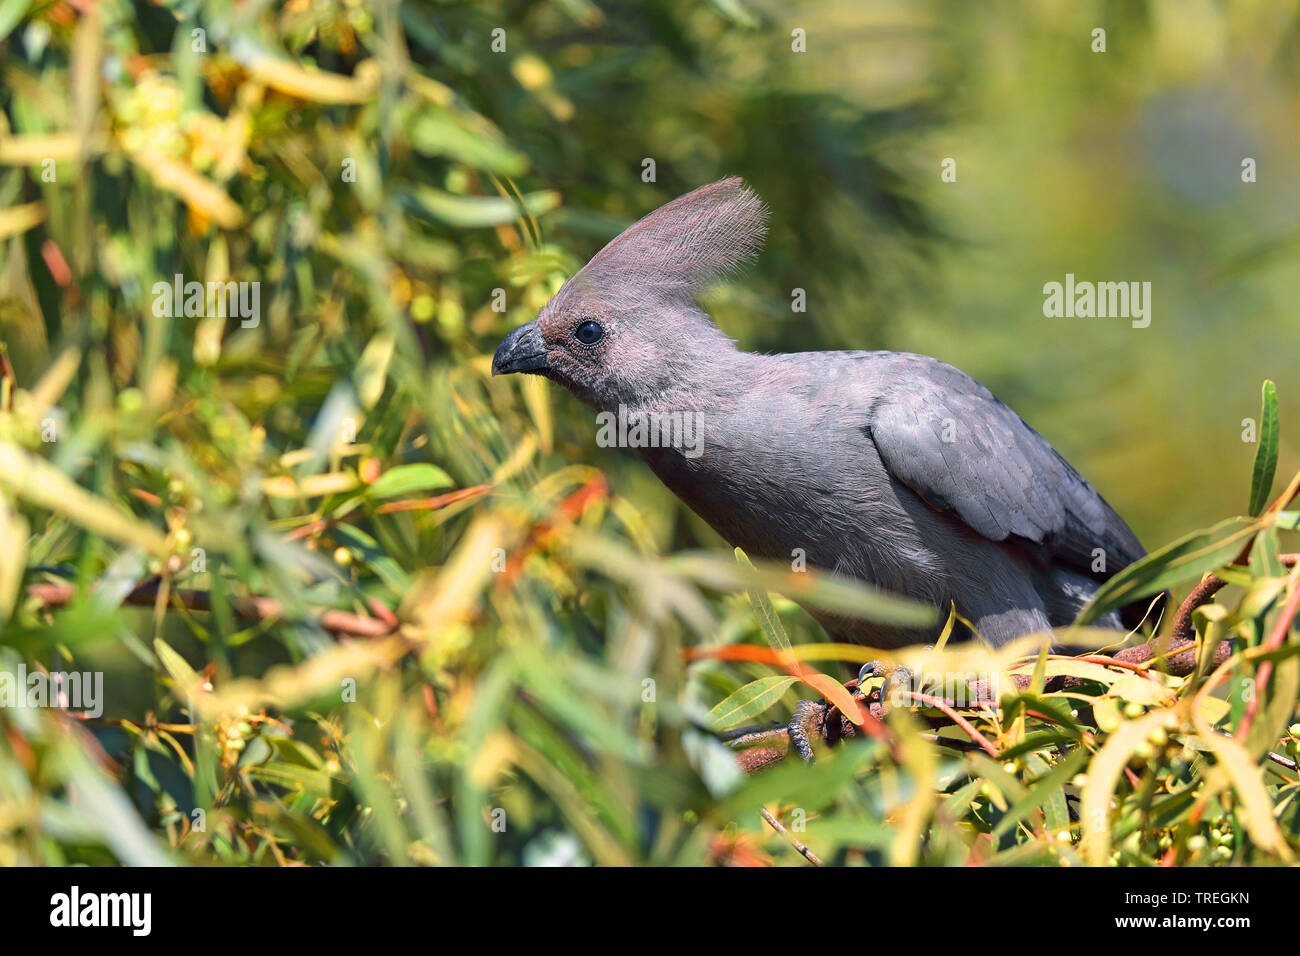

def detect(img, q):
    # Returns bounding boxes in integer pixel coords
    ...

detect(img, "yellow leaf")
[521,374,552,453]
[400,517,506,638]
[28,347,81,412]
[801,672,863,727]
[1108,675,1176,706]
[889,710,937,865]
[491,433,538,484]
[0,201,46,240]
[0,132,103,165]
[261,472,359,498]
[0,442,168,556]
[1081,709,1180,864]
[239,50,380,104]
[0,493,28,623]
[1192,703,1293,860]
[129,150,243,229]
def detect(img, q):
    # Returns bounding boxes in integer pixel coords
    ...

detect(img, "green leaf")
[409,108,529,176]
[246,762,337,798]
[367,463,455,499]
[992,748,1088,839]
[708,675,799,729]
[0,441,169,557]
[404,187,561,228]
[1076,516,1259,625]
[0,0,29,44]
[1081,709,1180,863]
[734,547,791,652]
[675,548,935,627]
[1243,650,1300,760]
[941,778,984,819]
[154,638,199,689]
[1248,380,1279,516]
[707,0,760,28]
[1196,729,1293,860]
[354,332,395,409]
[51,737,175,866]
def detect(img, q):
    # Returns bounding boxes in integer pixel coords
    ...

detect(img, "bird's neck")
[603,341,765,417]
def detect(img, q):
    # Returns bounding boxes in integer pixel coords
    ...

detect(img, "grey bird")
[492,178,1149,648]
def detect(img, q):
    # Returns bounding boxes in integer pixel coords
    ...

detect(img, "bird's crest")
[565,178,769,305]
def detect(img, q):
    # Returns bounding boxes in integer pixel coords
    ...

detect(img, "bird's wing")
[864,355,1143,574]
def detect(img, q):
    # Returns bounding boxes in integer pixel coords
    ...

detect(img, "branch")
[27,579,398,639]
[760,807,823,866]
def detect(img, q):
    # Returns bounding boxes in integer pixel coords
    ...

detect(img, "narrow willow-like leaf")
[934,602,958,651]
[367,463,455,499]
[734,547,791,652]
[153,638,200,688]
[992,748,1088,840]
[800,672,864,727]
[405,187,561,228]
[1248,379,1279,516]
[941,778,983,819]
[673,549,935,626]
[1243,651,1300,761]
[354,332,396,409]
[708,675,800,729]
[409,109,529,176]
[1081,709,1179,863]
[0,442,169,556]
[1195,731,1292,860]
[889,709,937,866]
[1076,516,1259,624]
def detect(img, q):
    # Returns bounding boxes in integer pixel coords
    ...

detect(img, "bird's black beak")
[491,320,550,376]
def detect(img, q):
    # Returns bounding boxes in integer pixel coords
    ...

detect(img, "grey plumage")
[492,178,1148,647]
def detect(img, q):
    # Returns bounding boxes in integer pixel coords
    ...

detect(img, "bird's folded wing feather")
[865,360,1143,574]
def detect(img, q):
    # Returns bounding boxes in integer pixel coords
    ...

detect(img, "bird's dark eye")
[574,320,604,345]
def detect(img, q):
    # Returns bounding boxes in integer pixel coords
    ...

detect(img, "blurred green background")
[1,0,1298,866]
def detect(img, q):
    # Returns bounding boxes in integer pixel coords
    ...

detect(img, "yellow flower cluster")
[112,71,237,173]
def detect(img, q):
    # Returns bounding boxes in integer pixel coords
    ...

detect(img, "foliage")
[0,1,1298,866]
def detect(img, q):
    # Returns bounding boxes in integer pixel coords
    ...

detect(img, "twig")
[1171,575,1229,643]
[1172,555,1297,644]
[374,484,491,514]
[283,484,493,540]
[760,807,822,866]
[898,690,999,757]
[921,732,986,752]
[1237,560,1300,740]
[27,580,397,638]
[1264,749,1298,773]
[1230,475,1300,566]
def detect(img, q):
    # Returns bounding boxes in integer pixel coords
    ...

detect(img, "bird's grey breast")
[633,359,918,581]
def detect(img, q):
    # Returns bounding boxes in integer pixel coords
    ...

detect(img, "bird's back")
[639,348,1148,646]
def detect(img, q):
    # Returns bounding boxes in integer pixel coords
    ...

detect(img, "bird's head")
[492,177,768,409]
